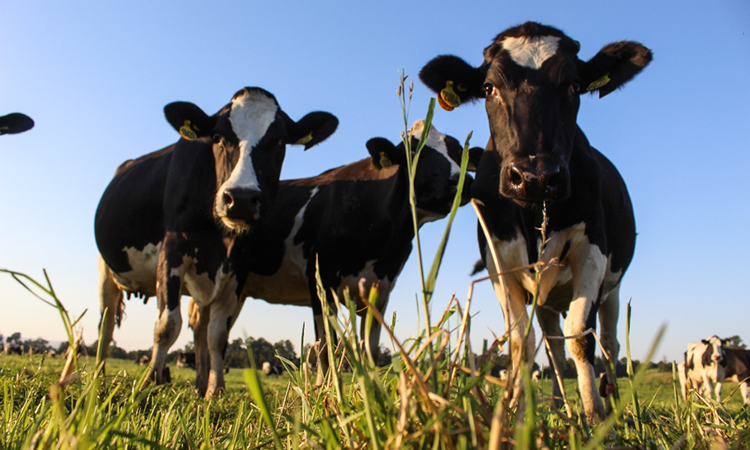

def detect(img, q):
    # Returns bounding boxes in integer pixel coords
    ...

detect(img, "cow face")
[366,120,482,220]
[0,113,34,135]
[701,335,727,368]
[165,87,338,232]
[420,22,652,206]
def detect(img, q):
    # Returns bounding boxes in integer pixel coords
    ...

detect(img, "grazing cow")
[137,355,151,366]
[189,121,481,386]
[0,112,34,135]
[723,347,750,404]
[176,351,196,370]
[261,361,283,376]
[95,87,338,398]
[678,336,727,401]
[420,22,651,423]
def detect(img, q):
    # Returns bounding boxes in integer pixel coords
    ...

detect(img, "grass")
[2,77,749,448]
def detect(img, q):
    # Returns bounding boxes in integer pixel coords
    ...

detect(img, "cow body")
[95,87,337,398]
[420,22,651,423]
[723,348,750,404]
[678,336,727,401]
[189,121,480,386]
[679,337,750,404]
[0,112,33,135]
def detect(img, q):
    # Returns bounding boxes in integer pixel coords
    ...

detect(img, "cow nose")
[509,163,563,199]
[222,188,261,219]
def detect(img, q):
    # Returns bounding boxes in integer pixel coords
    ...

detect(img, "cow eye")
[569,82,581,95]
[483,83,496,97]
[212,133,222,144]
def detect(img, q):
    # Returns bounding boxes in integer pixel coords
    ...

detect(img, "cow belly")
[244,270,310,306]
[110,242,162,296]
[181,259,238,306]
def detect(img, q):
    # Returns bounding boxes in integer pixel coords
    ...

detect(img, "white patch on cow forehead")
[409,120,460,177]
[229,90,278,143]
[501,35,561,70]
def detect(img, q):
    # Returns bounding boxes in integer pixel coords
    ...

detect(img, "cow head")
[420,22,651,206]
[0,113,34,135]
[366,120,483,222]
[164,87,338,232]
[701,335,727,367]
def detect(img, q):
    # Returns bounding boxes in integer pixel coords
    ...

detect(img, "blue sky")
[1,1,748,365]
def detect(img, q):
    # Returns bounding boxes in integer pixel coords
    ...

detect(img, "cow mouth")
[219,216,253,233]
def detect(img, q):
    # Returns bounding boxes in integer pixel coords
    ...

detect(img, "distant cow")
[189,121,481,386]
[137,355,150,366]
[723,348,750,404]
[4,343,24,355]
[678,336,727,401]
[95,87,338,398]
[176,351,196,370]
[261,361,283,376]
[420,21,651,423]
[0,112,34,135]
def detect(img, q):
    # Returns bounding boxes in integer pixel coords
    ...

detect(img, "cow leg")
[597,286,620,412]
[537,307,565,406]
[485,247,535,395]
[188,299,210,397]
[358,280,390,365]
[98,256,122,363]
[143,233,185,390]
[565,245,607,424]
[740,381,750,404]
[204,291,241,399]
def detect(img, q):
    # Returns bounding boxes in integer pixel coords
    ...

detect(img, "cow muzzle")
[216,187,262,231]
[502,161,569,204]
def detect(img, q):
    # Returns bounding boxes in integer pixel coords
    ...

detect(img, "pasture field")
[2,95,749,449]
[1,350,749,449]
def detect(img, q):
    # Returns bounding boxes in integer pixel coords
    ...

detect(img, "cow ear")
[419,55,486,111]
[467,147,484,172]
[366,137,403,170]
[163,102,217,141]
[0,113,34,135]
[286,112,338,150]
[581,41,653,98]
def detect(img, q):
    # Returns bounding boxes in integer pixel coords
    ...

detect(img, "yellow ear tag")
[586,74,611,92]
[179,120,198,141]
[379,151,393,169]
[438,80,461,111]
[294,132,313,146]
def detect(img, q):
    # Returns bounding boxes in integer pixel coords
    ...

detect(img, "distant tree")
[246,337,275,366]
[225,338,250,368]
[376,345,392,367]
[724,335,746,349]
[273,339,298,366]
[6,332,21,345]
[22,338,50,354]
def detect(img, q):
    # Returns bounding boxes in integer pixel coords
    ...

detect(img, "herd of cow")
[3,22,747,423]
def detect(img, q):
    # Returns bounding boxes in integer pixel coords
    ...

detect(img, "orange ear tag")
[179,120,198,140]
[438,80,461,111]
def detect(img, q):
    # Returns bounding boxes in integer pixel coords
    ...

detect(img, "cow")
[420,21,652,423]
[0,112,34,135]
[95,86,338,398]
[176,351,196,370]
[188,120,482,388]
[137,355,151,366]
[262,361,283,376]
[678,336,727,401]
[723,347,750,404]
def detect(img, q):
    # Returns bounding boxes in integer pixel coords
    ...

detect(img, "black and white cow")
[420,22,651,422]
[678,336,727,401]
[723,347,750,404]
[188,120,481,386]
[0,113,34,135]
[95,87,337,398]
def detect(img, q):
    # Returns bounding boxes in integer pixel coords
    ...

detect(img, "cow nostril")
[223,191,234,209]
[510,166,524,187]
